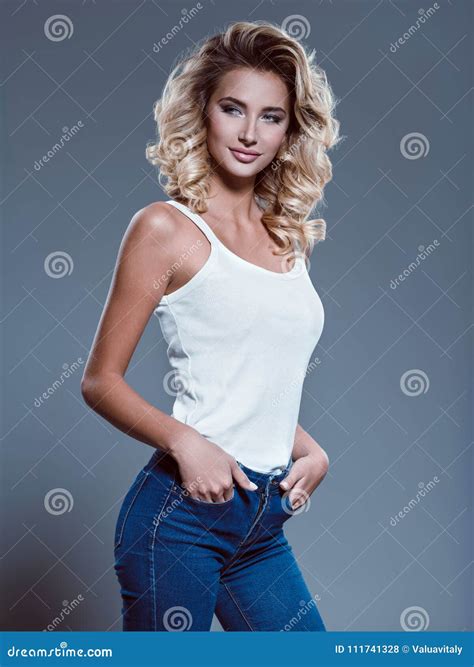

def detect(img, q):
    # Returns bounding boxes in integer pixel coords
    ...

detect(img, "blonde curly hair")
[146,20,341,257]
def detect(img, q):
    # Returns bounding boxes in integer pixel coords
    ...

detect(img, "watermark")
[281,14,311,41]
[152,4,203,53]
[281,487,311,515]
[389,240,440,289]
[400,369,430,396]
[153,239,204,291]
[400,132,430,159]
[44,488,74,515]
[400,605,430,631]
[8,642,112,658]
[44,251,74,278]
[278,248,309,277]
[162,369,194,398]
[161,131,195,160]
[163,605,193,631]
[33,357,84,408]
[34,122,84,171]
[156,476,204,522]
[389,4,440,53]
[44,15,74,41]
[43,595,85,631]
[389,476,440,527]
[271,355,321,408]
[271,132,309,171]
[280,594,321,631]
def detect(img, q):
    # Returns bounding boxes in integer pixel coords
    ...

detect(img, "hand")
[170,430,258,503]
[279,449,329,510]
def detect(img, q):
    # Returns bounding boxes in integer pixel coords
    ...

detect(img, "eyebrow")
[217,96,287,115]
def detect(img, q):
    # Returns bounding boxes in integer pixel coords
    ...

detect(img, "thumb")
[232,462,258,491]
[279,467,301,491]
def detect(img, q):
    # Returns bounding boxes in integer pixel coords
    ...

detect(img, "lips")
[228,147,262,163]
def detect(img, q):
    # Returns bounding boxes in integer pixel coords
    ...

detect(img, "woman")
[81,20,340,632]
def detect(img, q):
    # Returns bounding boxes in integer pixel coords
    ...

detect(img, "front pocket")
[170,482,235,508]
[270,488,297,522]
[114,470,149,549]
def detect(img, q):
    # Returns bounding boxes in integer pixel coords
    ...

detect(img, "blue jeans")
[113,448,326,631]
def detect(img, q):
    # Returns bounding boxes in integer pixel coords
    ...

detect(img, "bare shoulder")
[120,200,211,297]
[124,201,186,251]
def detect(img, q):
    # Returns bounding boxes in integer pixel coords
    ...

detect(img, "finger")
[212,486,231,503]
[223,483,235,501]
[288,484,310,509]
[232,462,258,490]
[279,468,303,491]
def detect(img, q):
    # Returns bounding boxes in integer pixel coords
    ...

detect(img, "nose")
[238,115,258,146]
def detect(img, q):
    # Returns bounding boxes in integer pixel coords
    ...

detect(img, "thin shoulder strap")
[166,200,219,248]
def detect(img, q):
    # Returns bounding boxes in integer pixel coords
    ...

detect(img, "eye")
[262,113,283,124]
[221,105,242,116]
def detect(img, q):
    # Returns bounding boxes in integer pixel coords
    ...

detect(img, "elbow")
[80,370,122,409]
[80,374,100,407]
[80,378,92,405]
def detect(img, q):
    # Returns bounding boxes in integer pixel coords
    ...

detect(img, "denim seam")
[114,470,149,549]
[149,470,177,631]
[221,581,255,631]
[220,487,270,577]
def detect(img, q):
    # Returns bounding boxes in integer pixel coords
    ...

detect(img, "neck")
[206,169,261,224]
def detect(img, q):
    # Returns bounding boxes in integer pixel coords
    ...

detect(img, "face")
[205,67,291,179]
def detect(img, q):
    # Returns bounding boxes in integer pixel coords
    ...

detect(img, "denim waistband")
[146,447,292,488]
[236,459,292,486]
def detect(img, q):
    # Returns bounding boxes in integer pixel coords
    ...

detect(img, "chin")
[219,156,266,179]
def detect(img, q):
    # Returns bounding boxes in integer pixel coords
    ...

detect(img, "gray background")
[1,0,472,633]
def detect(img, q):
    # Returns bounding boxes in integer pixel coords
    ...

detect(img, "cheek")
[259,126,288,161]
[267,126,288,151]
[207,111,232,146]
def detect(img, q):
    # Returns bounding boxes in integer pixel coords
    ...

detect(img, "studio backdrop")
[1,0,472,634]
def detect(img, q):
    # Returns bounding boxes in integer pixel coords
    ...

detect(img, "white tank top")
[154,200,325,473]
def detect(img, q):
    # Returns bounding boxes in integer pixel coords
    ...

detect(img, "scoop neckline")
[171,201,302,279]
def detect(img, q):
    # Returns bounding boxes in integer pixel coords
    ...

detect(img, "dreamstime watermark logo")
[163,605,193,631]
[44,15,74,41]
[34,122,84,171]
[43,595,85,631]
[271,133,309,171]
[389,240,440,289]
[7,642,112,659]
[389,4,440,53]
[161,131,195,160]
[278,248,308,277]
[44,251,74,278]
[153,240,204,291]
[281,488,311,515]
[281,14,311,41]
[163,369,193,397]
[280,594,321,631]
[152,4,203,53]
[44,488,74,515]
[400,369,430,396]
[400,605,430,631]
[271,355,321,408]
[157,476,204,522]
[33,358,84,408]
[400,132,430,159]
[389,476,440,527]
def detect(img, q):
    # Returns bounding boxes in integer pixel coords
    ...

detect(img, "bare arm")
[279,423,329,509]
[291,423,329,463]
[81,203,255,501]
[80,203,189,452]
